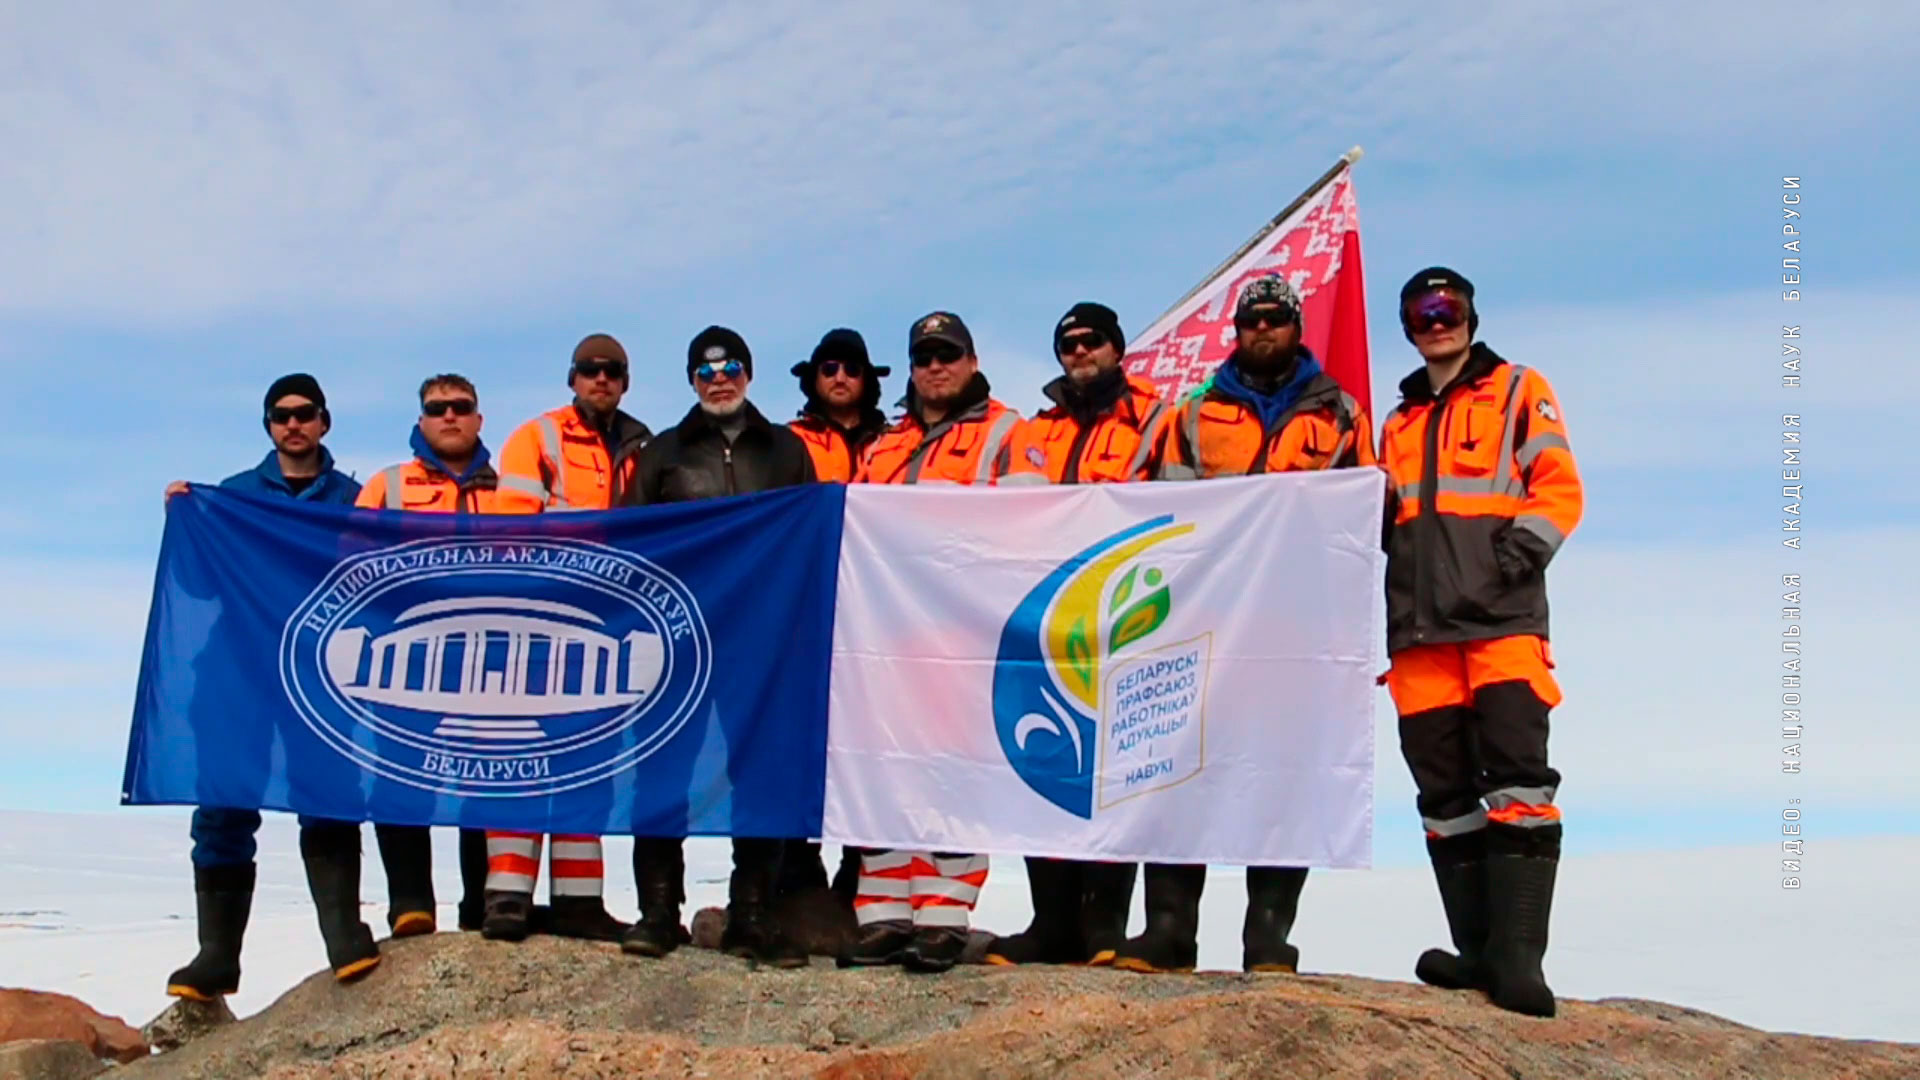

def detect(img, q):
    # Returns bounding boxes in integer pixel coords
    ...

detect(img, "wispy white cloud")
[4,1,1912,324]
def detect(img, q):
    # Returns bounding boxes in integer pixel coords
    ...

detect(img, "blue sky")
[2,3,1915,866]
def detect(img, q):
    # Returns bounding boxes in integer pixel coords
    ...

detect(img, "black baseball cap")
[908,311,974,356]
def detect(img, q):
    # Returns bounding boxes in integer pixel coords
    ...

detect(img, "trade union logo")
[990,515,1212,819]
[279,537,711,796]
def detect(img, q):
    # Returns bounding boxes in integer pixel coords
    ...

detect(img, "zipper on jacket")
[1062,423,1094,484]
[724,444,737,495]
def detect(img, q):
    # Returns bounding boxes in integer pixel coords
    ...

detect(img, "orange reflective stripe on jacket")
[1378,344,1583,653]
[1008,374,1170,484]
[1158,375,1375,479]
[496,406,634,513]
[854,399,1023,485]
[354,460,501,514]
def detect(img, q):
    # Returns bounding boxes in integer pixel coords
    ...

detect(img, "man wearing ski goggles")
[1379,266,1584,1018]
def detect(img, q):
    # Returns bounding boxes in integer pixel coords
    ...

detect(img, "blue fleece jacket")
[1211,348,1325,433]
[218,447,361,504]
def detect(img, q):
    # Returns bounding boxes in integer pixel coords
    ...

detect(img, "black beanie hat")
[1399,267,1478,339]
[1054,302,1125,355]
[569,332,631,389]
[688,325,752,380]
[263,373,329,429]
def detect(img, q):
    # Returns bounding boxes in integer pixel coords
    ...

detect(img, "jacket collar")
[1211,347,1333,430]
[408,427,494,486]
[571,398,652,456]
[251,446,338,497]
[1041,365,1130,423]
[1397,341,1505,406]
[797,399,888,443]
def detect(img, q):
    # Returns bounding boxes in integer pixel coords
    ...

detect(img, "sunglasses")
[695,359,745,382]
[910,344,965,368]
[817,359,865,379]
[267,404,322,425]
[422,398,478,417]
[1405,293,1468,334]
[574,359,628,380]
[1234,305,1297,331]
[1057,331,1107,356]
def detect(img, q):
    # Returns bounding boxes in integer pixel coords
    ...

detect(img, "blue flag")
[122,484,846,838]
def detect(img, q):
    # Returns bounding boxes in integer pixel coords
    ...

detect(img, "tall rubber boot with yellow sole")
[1242,866,1308,973]
[301,825,381,983]
[1112,863,1204,973]
[165,863,254,1001]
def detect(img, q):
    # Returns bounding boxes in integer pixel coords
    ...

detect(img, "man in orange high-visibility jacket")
[851,312,1027,487]
[1379,267,1582,1019]
[986,302,1156,971]
[843,311,1029,975]
[785,327,892,917]
[1003,302,1170,485]
[1110,275,1377,979]
[482,334,653,945]
[354,373,502,937]
[789,328,892,484]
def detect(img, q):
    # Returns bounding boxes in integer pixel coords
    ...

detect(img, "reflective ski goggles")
[1404,292,1469,334]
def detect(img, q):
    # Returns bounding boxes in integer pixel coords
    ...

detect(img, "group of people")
[160,265,1582,1019]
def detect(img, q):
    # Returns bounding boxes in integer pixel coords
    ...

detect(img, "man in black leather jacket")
[619,325,817,968]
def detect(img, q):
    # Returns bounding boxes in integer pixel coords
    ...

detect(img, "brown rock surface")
[0,987,149,1063]
[0,1039,109,1080]
[122,932,1920,1079]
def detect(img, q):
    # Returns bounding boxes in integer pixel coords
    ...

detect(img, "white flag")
[823,471,1383,867]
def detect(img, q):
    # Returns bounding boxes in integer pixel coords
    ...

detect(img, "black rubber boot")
[722,838,808,968]
[984,857,1083,966]
[1415,831,1490,991]
[1242,866,1308,973]
[481,889,532,942]
[457,828,489,931]
[1483,826,1560,1017]
[1080,861,1138,965]
[838,920,915,968]
[830,846,861,909]
[549,894,630,942]
[166,862,255,1001]
[374,824,436,937]
[300,825,380,982]
[621,837,686,957]
[1113,863,1205,973]
[902,925,968,973]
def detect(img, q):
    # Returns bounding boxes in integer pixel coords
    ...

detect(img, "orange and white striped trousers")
[484,832,603,898]
[853,849,989,929]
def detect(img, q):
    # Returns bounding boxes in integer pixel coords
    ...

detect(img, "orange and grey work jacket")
[1378,342,1583,655]
[1008,372,1170,484]
[1156,361,1373,479]
[854,376,1025,486]
[494,403,652,513]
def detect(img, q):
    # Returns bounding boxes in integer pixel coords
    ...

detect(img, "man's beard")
[701,396,746,418]
[1238,337,1295,374]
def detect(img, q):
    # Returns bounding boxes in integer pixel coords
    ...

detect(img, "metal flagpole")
[1139,146,1364,332]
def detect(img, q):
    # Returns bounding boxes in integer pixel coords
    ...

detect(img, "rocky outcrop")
[122,932,1920,1079]
[0,988,148,1064]
[0,1039,109,1080]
